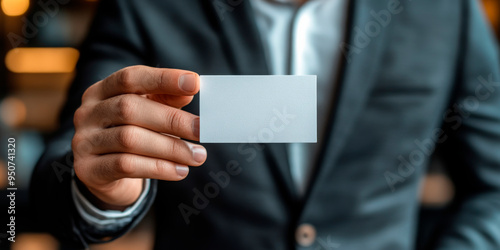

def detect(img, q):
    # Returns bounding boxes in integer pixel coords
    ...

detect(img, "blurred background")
[0,0,498,249]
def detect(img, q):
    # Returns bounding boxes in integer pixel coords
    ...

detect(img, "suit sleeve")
[29,0,157,248]
[434,1,500,249]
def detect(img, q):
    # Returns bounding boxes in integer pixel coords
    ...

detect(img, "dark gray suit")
[31,0,500,249]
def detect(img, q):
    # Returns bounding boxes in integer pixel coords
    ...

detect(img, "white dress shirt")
[252,0,348,194]
[72,0,348,229]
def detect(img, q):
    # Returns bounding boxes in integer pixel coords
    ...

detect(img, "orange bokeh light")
[0,96,27,128]
[1,0,29,16]
[5,47,80,73]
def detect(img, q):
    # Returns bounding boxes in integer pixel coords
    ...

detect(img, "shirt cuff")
[71,176,151,232]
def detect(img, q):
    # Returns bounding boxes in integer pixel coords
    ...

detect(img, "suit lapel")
[265,143,299,201]
[303,0,390,200]
[209,0,298,200]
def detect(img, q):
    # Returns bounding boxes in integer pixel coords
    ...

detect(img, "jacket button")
[295,223,316,247]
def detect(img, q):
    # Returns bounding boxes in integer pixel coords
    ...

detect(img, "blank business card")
[200,75,317,143]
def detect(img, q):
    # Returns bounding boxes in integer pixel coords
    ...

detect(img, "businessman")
[31,0,500,249]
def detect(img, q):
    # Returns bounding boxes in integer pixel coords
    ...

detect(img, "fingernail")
[192,146,207,163]
[192,117,200,139]
[179,74,196,92]
[176,165,189,177]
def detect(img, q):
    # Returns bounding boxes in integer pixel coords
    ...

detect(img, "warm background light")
[0,160,6,189]
[1,0,29,16]
[0,92,66,131]
[483,0,500,31]
[11,233,59,250]
[0,96,27,128]
[419,173,455,206]
[5,47,80,73]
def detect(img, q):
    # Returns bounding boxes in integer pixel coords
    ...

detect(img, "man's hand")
[72,66,207,210]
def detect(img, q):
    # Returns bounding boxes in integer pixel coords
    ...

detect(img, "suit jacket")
[30,0,500,249]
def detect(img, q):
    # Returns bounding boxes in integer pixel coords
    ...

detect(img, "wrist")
[74,176,142,211]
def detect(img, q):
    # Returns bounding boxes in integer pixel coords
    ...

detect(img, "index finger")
[89,66,200,101]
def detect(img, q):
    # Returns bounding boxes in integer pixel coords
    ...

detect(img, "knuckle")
[142,66,161,92]
[154,159,168,177]
[81,85,95,103]
[71,132,84,150]
[73,159,86,180]
[115,95,137,122]
[165,109,183,132]
[115,155,135,176]
[117,67,135,91]
[73,106,89,128]
[116,126,138,150]
[154,69,166,90]
[168,139,186,157]
[72,132,94,156]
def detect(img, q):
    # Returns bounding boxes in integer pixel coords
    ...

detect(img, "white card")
[200,75,317,143]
